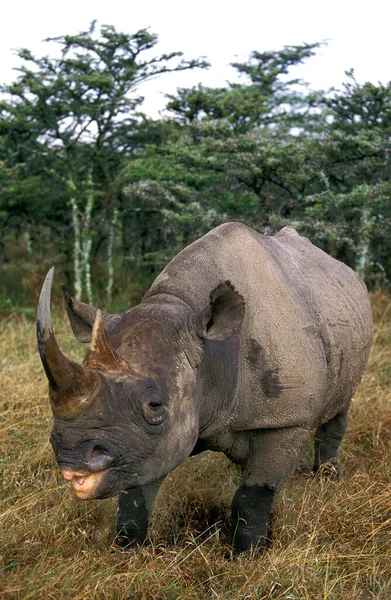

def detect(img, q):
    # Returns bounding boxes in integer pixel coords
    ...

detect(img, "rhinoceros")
[37,223,372,554]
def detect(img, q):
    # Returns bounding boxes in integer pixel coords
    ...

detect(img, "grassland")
[1,292,391,599]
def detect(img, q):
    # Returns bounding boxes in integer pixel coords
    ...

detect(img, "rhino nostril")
[91,447,104,457]
[88,446,113,471]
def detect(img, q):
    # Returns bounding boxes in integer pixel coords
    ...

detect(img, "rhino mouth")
[61,469,108,500]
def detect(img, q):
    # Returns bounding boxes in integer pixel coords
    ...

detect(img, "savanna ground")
[1,292,391,599]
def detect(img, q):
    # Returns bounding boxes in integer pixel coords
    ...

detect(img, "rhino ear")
[61,284,98,343]
[196,281,245,342]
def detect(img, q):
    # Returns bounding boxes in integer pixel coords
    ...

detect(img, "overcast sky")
[1,0,390,117]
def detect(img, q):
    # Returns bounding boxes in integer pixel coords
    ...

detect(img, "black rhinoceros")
[37,223,372,554]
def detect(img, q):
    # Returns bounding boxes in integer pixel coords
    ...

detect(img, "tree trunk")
[355,208,369,280]
[67,175,82,300]
[80,169,94,305]
[106,205,118,303]
[120,193,139,273]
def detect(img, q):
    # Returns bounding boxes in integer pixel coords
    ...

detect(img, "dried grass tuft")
[1,297,391,599]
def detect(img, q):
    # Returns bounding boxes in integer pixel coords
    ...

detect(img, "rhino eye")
[141,396,167,427]
[149,401,161,409]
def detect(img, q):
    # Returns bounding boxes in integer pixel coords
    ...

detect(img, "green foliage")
[166,42,322,132]
[304,183,391,283]
[151,52,391,284]
[1,28,391,311]
[0,21,208,301]
[324,69,391,134]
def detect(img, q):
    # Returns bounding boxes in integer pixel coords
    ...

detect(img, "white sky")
[1,0,390,117]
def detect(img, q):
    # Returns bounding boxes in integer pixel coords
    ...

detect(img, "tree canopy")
[1,23,390,312]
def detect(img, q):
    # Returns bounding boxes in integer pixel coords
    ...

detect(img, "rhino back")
[145,222,372,430]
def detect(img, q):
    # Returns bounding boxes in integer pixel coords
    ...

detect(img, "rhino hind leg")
[116,477,164,548]
[313,408,349,479]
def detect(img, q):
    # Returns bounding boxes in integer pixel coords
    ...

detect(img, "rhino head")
[37,269,244,501]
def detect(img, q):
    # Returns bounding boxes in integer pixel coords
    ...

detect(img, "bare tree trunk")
[356,208,369,280]
[80,169,94,305]
[106,205,118,303]
[67,168,96,303]
[25,223,33,254]
[67,175,82,300]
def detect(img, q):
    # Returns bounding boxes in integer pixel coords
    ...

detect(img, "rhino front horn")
[37,268,98,415]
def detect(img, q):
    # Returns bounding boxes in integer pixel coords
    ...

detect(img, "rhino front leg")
[231,483,275,554]
[313,408,349,478]
[232,426,309,555]
[116,477,165,547]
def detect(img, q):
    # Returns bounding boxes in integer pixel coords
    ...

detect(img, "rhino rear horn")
[83,309,127,371]
[37,268,98,415]
[61,284,98,343]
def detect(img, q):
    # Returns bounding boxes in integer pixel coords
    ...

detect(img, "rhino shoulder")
[275,226,301,238]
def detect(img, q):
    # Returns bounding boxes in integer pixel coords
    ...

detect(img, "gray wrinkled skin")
[38,223,373,554]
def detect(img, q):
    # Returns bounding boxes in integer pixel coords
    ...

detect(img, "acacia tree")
[0,21,208,301]
[128,46,391,283]
[114,43,329,272]
[304,71,391,281]
[158,43,327,226]
[166,43,322,132]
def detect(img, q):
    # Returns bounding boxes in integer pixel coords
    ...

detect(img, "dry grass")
[1,293,391,599]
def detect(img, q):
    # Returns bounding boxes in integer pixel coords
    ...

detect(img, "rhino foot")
[313,408,348,477]
[312,457,340,481]
[116,488,149,548]
[231,483,275,556]
[115,478,165,549]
